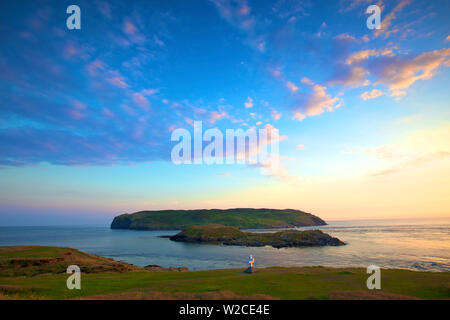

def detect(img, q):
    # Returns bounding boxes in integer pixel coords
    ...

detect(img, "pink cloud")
[102,108,115,118]
[334,33,355,41]
[244,96,254,108]
[345,48,395,65]
[87,60,105,76]
[292,79,341,120]
[122,19,146,44]
[72,100,86,110]
[286,81,299,92]
[373,48,450,97]
[271,110,281,120]
[374,0,411,38]
[209,111,228,124]
[132,93,151,111]
[361,89,383,100]
[68,110,84,120]
[107,76,128,88]
[124,21,137,35]
[141,88,158,96]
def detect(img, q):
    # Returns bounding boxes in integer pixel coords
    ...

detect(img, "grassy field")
[0,246,449,300]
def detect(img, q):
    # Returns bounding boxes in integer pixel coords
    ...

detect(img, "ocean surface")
[0,218,449,272]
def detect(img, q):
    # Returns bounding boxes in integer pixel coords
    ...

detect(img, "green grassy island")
[168,225,345,248]
[111,208,326,230]
[1,246,449,300]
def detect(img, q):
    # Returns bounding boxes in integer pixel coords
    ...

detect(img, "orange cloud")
[293,79,341,120]
[373,48,450,97]
[271,110,281,120]
[209,111,227,124]
[346,48,395,65]
[286,81,299,92]
[305,84,339,116]
[361,89,383,100]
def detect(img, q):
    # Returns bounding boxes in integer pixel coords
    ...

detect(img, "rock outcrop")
[168,225,345,248]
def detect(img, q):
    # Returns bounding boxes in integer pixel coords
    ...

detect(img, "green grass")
[1,266,449,300]
[181,224,245,238]
[0,246,449,300]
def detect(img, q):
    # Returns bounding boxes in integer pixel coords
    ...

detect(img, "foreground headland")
[0,246,448,300]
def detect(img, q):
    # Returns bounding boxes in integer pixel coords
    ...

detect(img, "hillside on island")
[111,208,326,230]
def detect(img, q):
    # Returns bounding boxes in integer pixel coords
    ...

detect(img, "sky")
[0,0,449,225]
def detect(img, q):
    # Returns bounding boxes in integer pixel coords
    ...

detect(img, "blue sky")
[0,0,449,225]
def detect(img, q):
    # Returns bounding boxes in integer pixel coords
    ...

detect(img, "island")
[111,208,326,230]
[167,224,345,248]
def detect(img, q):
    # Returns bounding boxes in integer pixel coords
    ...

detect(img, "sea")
[0,218,449,272]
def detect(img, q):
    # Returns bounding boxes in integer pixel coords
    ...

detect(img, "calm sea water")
[0,218,449,272]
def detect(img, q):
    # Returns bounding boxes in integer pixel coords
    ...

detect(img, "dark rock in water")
[244,266,253,274]
[144,264,189,272]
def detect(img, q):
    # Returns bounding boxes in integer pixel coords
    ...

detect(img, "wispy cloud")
[361,89,383,100]
[271,109,281,120]
[286,81,299,92]
[371,151,449,176]
[374,0,411,38]
[132,93,151,111]
[244,96,254,108]
[210,0,255,31]
[372,48,450,98]
[331,47,450,98]
[209,111,228,124]
[292,78,342,120]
